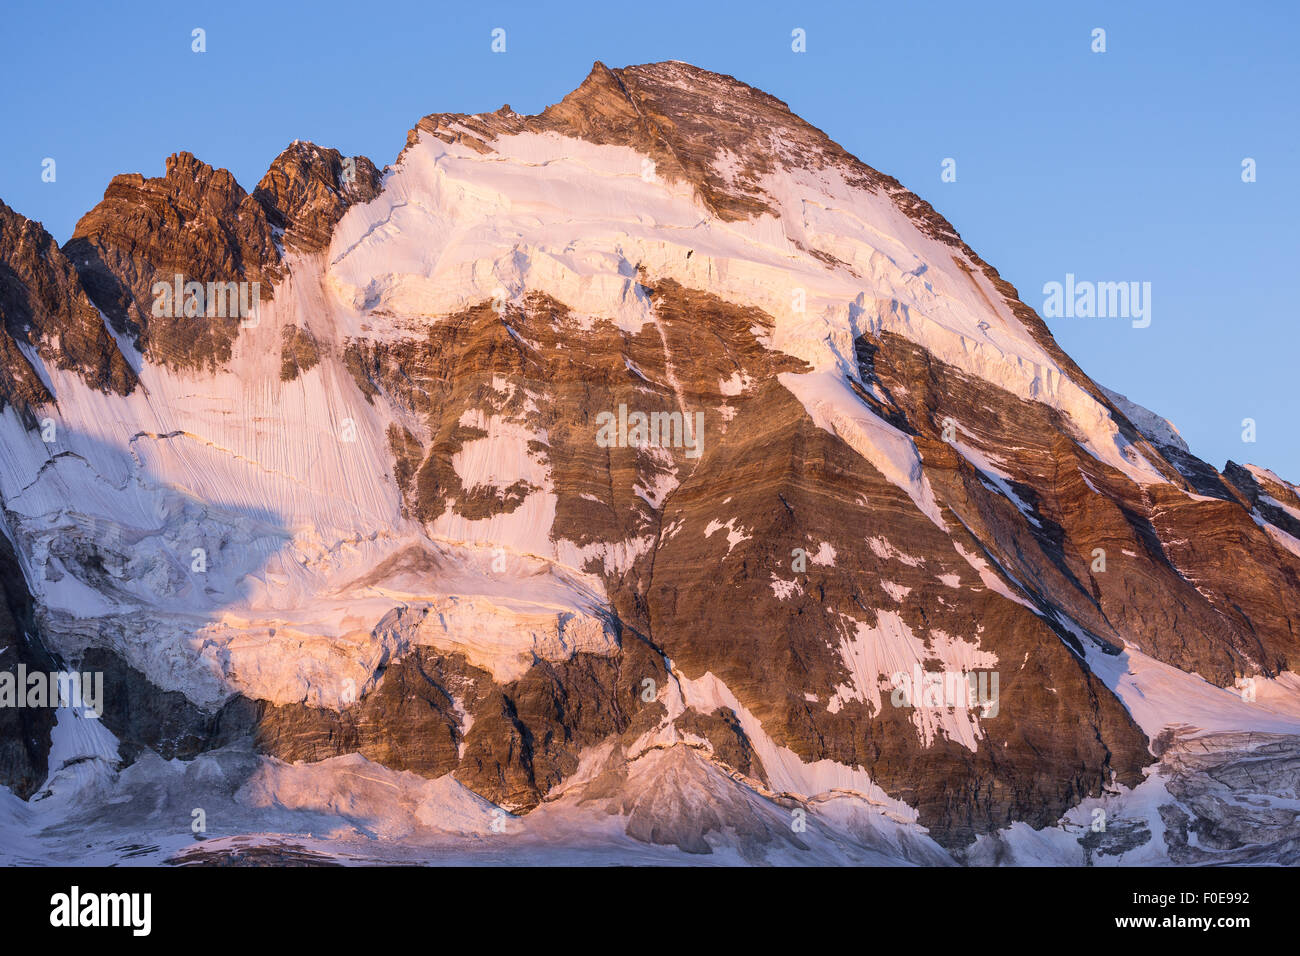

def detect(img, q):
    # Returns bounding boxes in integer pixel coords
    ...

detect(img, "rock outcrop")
[63,152,281,371]
[0,200,135,420]
[253,143,381,254]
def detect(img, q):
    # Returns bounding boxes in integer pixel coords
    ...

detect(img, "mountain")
[2,61,1299,865]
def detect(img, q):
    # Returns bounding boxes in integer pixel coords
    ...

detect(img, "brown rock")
[64,152,281,371]
[253,143,381,253]
[0,199,135,421]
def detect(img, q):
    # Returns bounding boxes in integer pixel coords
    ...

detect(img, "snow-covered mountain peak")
[1,60,1299,864]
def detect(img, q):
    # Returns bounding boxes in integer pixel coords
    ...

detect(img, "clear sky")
[2,0,1296,478]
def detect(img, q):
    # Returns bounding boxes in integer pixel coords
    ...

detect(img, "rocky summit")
[1,61,1299,865]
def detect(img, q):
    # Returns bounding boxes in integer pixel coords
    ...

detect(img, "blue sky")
[2,0,1296,477]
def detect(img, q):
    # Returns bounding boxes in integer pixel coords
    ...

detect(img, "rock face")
[63,152,282,371]
[1,60,1299,861]
[58,145,380,375]
[0,200,135,420]
[0,530,57,798]
[1154,732,1300,864]
[253,143,382,254]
